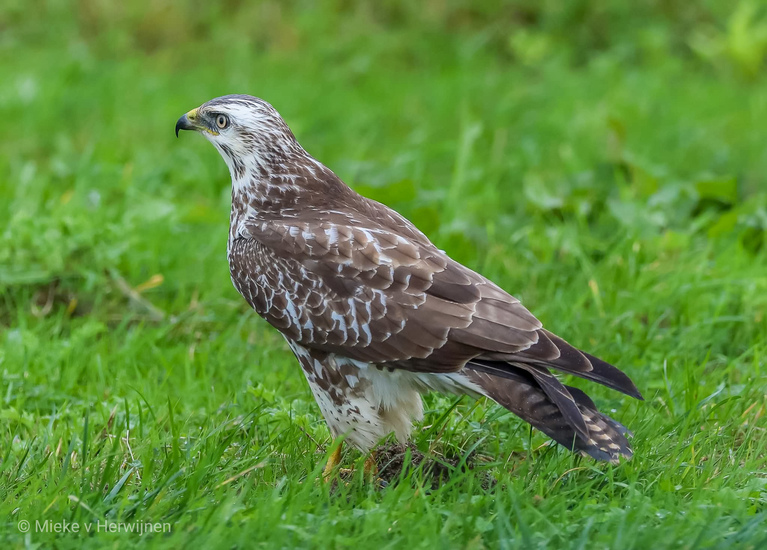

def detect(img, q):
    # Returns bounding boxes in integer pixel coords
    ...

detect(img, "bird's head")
[175,94,302,179]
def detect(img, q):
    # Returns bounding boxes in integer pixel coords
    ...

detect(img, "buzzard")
[175,95,642,475]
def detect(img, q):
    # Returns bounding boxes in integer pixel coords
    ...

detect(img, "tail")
[464,361,635,462]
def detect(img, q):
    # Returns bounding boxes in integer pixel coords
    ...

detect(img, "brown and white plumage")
[176,94,643,463]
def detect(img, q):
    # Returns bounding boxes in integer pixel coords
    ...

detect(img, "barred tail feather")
[464,363,633,462]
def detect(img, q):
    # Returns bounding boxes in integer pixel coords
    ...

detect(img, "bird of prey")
[175,95,642,476]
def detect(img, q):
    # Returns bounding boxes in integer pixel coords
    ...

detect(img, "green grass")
[1,1,767,548]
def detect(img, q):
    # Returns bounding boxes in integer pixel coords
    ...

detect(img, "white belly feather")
[285,338,484,451]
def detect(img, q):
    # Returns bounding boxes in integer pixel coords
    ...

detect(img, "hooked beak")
[175,108,202,137]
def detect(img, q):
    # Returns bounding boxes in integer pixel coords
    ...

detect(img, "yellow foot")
[323,445,382,485]
[365,452,388,487]
[322,443,343,482]
[364,452,378,478]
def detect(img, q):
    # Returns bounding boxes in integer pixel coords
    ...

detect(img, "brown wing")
[230,211,641,400]
[228,214,543,372]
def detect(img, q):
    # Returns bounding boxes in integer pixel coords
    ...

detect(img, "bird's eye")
[215,114,229,129]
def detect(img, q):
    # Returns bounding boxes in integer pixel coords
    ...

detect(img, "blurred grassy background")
[1,1,766,548]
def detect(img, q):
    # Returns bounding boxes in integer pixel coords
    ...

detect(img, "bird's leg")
[322,442,343,482]
[364,451,378,477]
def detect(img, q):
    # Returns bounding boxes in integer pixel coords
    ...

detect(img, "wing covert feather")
[228,216,542,371]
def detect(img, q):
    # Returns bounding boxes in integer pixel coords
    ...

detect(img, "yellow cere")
[187,108,219,136]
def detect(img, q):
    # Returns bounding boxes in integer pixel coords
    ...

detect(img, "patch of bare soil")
[374,443,496,489]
